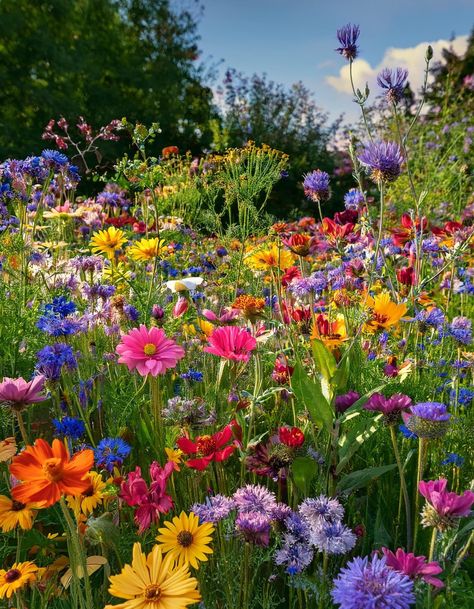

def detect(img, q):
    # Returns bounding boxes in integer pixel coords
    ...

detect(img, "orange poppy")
[10,439,94,508]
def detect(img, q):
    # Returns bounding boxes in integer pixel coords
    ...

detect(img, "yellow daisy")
[156,512,214,570]
[128,237,167,262]
[0,561,38,599]
[245,244,295,272]
[105,542,200,609]
[66,471,107,518]
[165,448,184,470]
[363,292,408,333]
[0,495,39,532]
[90,226,127,259]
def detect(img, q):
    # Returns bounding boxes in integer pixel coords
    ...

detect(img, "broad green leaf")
[311,339,337,382]
[336,463,397,493]
[332,352,351,393]
[336,414,382,474]
[291,362,334,432]
[291,456,317,495]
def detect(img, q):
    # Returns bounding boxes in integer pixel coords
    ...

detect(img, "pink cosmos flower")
[0,376,47,410]
[382,547,444,588]
[419,479,474,518]
[203,325,257,362]
[120,461,174,532]
[202,308,239,323]
[116,325,185,376]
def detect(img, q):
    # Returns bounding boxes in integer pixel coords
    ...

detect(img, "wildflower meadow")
[0,20,473,609]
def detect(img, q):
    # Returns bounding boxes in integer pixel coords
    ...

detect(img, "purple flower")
[403,402,451,439]
[299,495,344,527]
[310,521,356,554]
[344,188,365,210]
[275,535,314,574]
[335,390,360,414]
[377,68,409,104]
[303,170,331,203]
[447,316,472,344]
[332,555,415,609]
[235,511,271,546]
[191,494,236,524]
[336,24,360,61]
[410,402,450,421]
[365,393,412,424]
[233,484,277,516]
[358,141,404,183]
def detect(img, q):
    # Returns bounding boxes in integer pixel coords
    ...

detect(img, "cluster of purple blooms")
[163,396,216,428]
[36,296,85,337]
[35,343,78,381]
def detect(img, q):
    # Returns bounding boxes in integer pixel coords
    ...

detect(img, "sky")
[197,0,472,119]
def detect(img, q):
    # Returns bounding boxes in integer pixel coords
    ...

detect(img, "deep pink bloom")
[365,393,412,416]
[172,297,188,318]
[0,375,47,408]
[116,325,185,376]
[382,547,444,588]
[419,479,474,518]
[177,421,241,470]
[203,325,257,362]
[202,308,239,323]
[120,461,174,532]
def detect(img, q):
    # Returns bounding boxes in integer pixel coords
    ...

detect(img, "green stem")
[413,438,428,552]
[390,425,412,551]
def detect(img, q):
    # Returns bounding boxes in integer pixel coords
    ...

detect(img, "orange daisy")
[9,439,94,507]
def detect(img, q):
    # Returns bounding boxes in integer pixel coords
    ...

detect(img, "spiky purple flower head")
[303,170,331,203]
[233,484,277,516]
[358,141,404,183]
[336,24,360,61]
[191,494,236,524]
[235,511,271,546]
[310,521,357,554]
[403,402,450,439]
[377,68,409,104]
[299,495,344,527]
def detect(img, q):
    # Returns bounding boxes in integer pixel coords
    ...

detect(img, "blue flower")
[123,304,140,322]
[53,416,86,440]
[344,188,365,210]
[447,316,472,345]
[377,68,409,103]
[399,424,417,440]
[35,343,78,381]
[180,368,204,382]
[303,170,331,203]
[358,141,404,183]
[41,149,69,168]
[95,437,131,472]
[43,296,76,318]
[441,453,464,467]
[336,24,360,61]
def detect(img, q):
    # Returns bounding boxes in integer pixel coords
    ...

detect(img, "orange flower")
[363,292,407,333]
[311,313,348,349]
[232,295,266,321]
[9,439,94,508]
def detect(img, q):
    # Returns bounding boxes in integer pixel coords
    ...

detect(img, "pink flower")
[172,297,188,318]
[116,325,185,376]
[419,478,474,518]
[202,308,239,323]
[0,375,47,410]
[203,325,257,362]
[120,461,174,532]
[382,547,444,588]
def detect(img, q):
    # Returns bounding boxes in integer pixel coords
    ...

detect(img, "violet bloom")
[310,521,356,555]
[365,392,412,424]
[0,375,47,412]
[235,511,271,546]
[419,478,474,531]
[303,170,331,203]
[377,68,409,104]
[358,140,404,183]
[233,484,277,517]
[382,547,444,588]
[403,402,450,439]
[335,390,360,414]
[299,495,344,527]
[336,24,360,61]
[191,494,236,524]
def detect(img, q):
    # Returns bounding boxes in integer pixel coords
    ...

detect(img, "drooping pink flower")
[120,461,174,532]
[202,308,239,323]
[419,479,474,519]
[382,547,444,588]
[116,325,185,376]
[0,376,47,410]
[203,325,257,362]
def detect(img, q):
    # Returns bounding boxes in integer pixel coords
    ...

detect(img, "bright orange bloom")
[10,439,94,508]
[363,292,408,333]
[311,313,348,349]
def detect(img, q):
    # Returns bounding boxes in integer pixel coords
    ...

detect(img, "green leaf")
[291,456,317,495]
[336,414,382,474]
[338,384,388,423]
[291,362,334,433]
[311,339,337,382]
[336,464,397,493]
[332,353,351,393]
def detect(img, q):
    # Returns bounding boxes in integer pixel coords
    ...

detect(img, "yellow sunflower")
[0,495,39,532]
[0,561,38,599]
[105,542,200,609]
[90,226,127,259]
[66,471,107,518]
[128,237,167,262]
[245,244,295,272]
[363,292,408,333]
[156,512,214,570]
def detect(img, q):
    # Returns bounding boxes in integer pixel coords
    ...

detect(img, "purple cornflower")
[235,511,271,546]
[344,188,365,210]
[415,307,445,330]
[284,511,311,541]
[275,535,314,574]
[377,68,409,104]
[365,393,412,424]
[299,495,344,527]
[70,256,104,272]
[233,484,277,516]
[447,316,472,344]
[303,170,331,203]
[335,390,360,414]
[35,343,78,381]
[52,416,86,441]
[336,24,360,61]
[403,402,451,439]
[310,521,356,554]
[410,402,451,421]
[332,555,415,609]
[191,494,236,523]
[358,141,404,183]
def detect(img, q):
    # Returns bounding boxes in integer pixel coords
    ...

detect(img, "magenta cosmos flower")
[116,325,185,376]
[382,547,444,588]
[419,478,474,530]
[203,325,257,362]
[0,375,47,411]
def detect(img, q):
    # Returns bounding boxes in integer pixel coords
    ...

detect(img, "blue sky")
[197,0,472,118]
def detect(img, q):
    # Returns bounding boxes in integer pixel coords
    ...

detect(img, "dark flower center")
[144,584,161,600]
[11,500,26,512]
[5,569,21,583]
[82,485,94,497]
[177,531,194,547]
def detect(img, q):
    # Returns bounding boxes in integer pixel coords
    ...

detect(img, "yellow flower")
[165,448,184,470]
[0,561,38,599]
[66,471,106,518]
[245,244,295,272]
[311,313,348,349]
[0,495,39,532]
[196,318,214,338]
[128,237,167,262]
[156,512,214,570]
[105,542,200,609]
[0,437,17,462]
[90,227,127,259]
[363,292,408,333]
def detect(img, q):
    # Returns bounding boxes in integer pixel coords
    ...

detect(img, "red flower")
[321,217,355,242]
[397,266,416,285]
[281,234,311,256]
[281,266,302,288]
[162,146,179,157]
[176,422,241,470]
[391,213,428,246]
[278,427,305,447]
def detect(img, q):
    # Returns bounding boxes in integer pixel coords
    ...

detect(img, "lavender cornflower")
[35,343,78,381]
[332,555,415,609]
[299,495,344,527]
[415,307,445,330]
[336,24,360,61]
[233,484,277,516]
[377,68,409,104]
[235,512,271,546]
[358,141,404,183]
[275,536,314,574]
[162,396,216,428]
[404,402,451,439]
[303,170,331,203]
[447,316,472,345]
[310,521,356,554]
[344,188,365,210]
[70,256,104,273]
[191,495,236,524]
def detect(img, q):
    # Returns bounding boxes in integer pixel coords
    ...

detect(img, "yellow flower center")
[42,458,64,482]
[177,530,194,547]
[143,343,157,356]
[196,435,216,456]
[5,568,21,583]
[144,584,162,601]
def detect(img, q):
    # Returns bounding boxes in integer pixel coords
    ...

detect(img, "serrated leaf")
[336,463,397,493]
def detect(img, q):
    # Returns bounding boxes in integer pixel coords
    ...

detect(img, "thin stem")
[413,437,428,552]
[349,61,373,142]
[390,425,412,551]
[16,411,29,446]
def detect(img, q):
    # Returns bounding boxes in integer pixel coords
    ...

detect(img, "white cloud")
[326,35,469,97]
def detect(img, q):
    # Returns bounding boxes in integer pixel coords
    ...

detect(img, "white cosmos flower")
[164,277,204,292]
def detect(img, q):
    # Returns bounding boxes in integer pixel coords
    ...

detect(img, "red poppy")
[176,422,241,470]
[391,213,428,247]
[321,217,356,242]
[278,427,305,447]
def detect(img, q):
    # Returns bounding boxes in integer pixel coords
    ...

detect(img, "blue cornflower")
[41,149,69,168]
[95,437,131,472]
[53,416,86,440]
[303,170,331,203]
[191,495,236,524]
[358,140,404,183]
[336,24,360,61]
[447,316,472,345]
[310,521,356,554]
[275,535,314,574]
[441,453,464,467]
[377,67,409,104]
[344,188,365,210]
[415,307,445,329]
[43,296,76,318]
[450,387,474,406]
[35,343,78,381]
[180,368,204,382]
[123,304,140,322]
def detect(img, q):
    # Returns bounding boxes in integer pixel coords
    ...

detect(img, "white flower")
[165,277,204,293]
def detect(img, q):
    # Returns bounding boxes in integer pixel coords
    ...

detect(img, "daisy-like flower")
[0,495,39,532]
[204,325,257,363]
[245,244,296,272]
[156,511,214,570]
[311,313,348,349]
[128,237,167,262]
[116,325,185,377]
[9,438,94,507]
[0,561,38,599]
[105,542,201,609]
[363,292,407,333]
[66,471,107,517]
[358,140,404,183]
[0,375,47,412]
[90,226,127,259]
